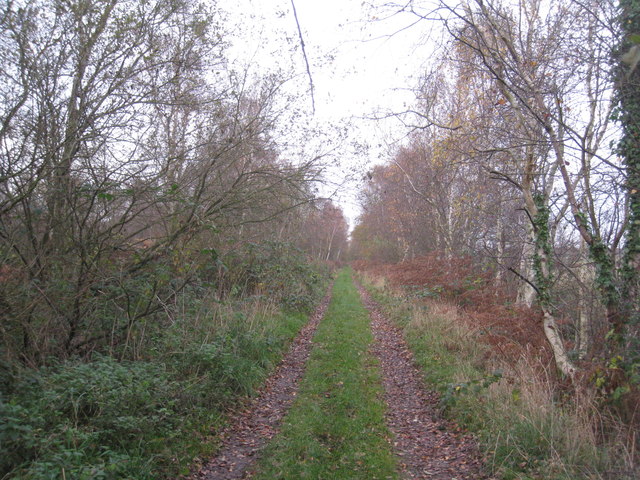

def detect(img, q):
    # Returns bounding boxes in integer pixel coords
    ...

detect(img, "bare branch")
[290,0,315,114]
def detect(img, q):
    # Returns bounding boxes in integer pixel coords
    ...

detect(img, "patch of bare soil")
[357,284,488,480]
[189,291,332,480]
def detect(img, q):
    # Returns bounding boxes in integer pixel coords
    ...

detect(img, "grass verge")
[362,276,637,480]
[253,269,398,480]
[0,300,309,479]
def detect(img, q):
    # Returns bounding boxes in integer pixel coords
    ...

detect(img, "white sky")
[222,0,437,227]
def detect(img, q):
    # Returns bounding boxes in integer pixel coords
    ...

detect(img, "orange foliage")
[353,254,552,365]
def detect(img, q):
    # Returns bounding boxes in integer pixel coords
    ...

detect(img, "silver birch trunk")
[516,222,536,307]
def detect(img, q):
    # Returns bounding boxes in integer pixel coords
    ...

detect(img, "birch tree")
[369,0,624,376]
[614,0,640,364]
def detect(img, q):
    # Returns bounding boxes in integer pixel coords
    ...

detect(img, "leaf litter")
[357,283,488,480]
[189,279,487,479]
[188,291,331,480]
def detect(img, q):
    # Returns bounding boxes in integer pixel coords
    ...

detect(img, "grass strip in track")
[253,269,398,480]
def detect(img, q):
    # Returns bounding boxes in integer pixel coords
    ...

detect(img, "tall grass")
[364,275,638,480]
[0,292,312,479]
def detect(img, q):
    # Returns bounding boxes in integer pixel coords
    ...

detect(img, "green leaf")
[629,34,640,44]
[612,385,630,401]
[201,248,218,260]
[98,192,115,201]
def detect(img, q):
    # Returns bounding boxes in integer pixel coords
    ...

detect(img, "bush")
[1,306,311,479]
[0,239,331,478]
[224,241,330,312]
[1,357,178,478]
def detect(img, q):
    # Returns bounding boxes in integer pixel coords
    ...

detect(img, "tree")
[294,199,349,262]
[447,0,623,376]
[0,0,322,364]
[364,0,625,377]
[614,0,640,365]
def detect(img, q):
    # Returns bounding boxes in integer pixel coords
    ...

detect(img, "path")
[191,291,331,479]
[358,283,486,479]
[191,270,485,479]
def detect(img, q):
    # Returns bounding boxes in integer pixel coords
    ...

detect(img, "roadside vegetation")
[0,248,330,479]
[353,0,639,450]
[358,267,638,480]
[254,269,398,480]
[0,1,349,478]
[350,2,640,478]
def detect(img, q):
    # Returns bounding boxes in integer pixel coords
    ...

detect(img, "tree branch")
[290,0,315,114]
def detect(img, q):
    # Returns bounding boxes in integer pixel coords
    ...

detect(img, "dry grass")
[361,270,387,291]
[362,271,639,480]
[155,290,282,352]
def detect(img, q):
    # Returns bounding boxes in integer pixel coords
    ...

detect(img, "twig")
[508,267,540,296]
[290,0,315,114]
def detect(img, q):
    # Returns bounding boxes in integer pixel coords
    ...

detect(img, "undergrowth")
[362,273,638,480]
[1,263,328,479]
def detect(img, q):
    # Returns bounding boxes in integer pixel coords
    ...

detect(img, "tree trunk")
[496,212,504,284]
[542,309,577,378]
[616,0,640,345]
[577,239,595,359]
[516,222,536,307]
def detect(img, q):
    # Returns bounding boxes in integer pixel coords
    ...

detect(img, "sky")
[222,0,438,227]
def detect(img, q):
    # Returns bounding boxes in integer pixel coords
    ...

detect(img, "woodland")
[0,0,639,479]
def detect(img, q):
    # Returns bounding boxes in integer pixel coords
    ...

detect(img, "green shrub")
[225,241,330,312]
[1,357,178,478]
[1,304,312,479]
[0,242,330,478]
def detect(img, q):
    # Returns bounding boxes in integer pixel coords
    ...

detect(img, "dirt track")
[191,278,486,479]
[191,292,331,480]
[358,284,487,479]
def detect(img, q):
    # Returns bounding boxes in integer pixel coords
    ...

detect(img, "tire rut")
[357,283,487,480]
[189,289,332,480]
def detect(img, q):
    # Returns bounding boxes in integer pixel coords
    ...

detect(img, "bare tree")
[361,0,624,376]
[0,0,323,363]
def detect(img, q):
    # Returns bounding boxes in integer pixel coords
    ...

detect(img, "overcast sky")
[223,0,437,227]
